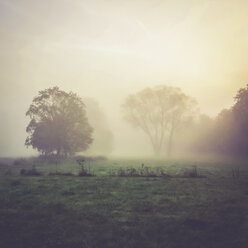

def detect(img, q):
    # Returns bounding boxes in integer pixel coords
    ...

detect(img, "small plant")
[77,158,94,177]
[78,166,95,177]
[117,168,126,177]
[181,165,206,178]
[76,158,85,166]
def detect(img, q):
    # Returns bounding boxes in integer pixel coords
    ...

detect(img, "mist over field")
[2,2,248,248]
[1,0,248,158]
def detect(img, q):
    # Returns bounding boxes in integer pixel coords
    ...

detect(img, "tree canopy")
[121,85,197,156]
[25,87,93,156]
[194,84,248,157]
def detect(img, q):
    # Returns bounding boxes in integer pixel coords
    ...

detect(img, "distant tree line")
[26,84,248,158]
[194,84,248,157]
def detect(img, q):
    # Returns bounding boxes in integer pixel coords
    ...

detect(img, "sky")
[0,0,248,156]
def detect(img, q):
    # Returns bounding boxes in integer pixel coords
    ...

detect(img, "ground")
[0,158,248,248]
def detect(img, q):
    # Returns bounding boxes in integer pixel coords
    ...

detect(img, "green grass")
[0,158,248,248]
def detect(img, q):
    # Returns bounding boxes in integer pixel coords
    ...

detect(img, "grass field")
[0,158,248,248]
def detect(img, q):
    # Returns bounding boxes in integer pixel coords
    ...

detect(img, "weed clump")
[116,164,170,178]
[76,158,95,177]
[113,164,205,178]
[181,166,206,178]
[78,166,95,177]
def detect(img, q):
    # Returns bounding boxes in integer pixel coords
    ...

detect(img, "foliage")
[25,87,93,156]
[122,85,197,156]
[196,84,248,157]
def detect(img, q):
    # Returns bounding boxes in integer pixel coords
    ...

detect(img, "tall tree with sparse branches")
[121,85,197,156]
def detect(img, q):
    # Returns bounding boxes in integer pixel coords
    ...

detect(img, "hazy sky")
[1,0,248,156]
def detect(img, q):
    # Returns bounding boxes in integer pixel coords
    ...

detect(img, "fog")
[1,0,248,157]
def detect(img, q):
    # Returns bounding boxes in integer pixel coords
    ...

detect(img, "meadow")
[0,157,248,248]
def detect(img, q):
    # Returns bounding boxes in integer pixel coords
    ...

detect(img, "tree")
[25,87,93,156]
[229,84,248,156]
[121,85,197,156]
[194,84,248,157]
[84,98,114,155]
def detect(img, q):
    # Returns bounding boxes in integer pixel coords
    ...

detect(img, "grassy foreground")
[0,158,248,248]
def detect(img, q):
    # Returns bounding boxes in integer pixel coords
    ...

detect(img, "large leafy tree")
[122,85,197,156]
[25,87,93,156]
